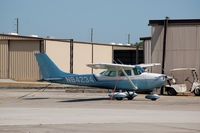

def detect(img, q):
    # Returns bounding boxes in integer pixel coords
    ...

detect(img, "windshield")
[133,66,144,75]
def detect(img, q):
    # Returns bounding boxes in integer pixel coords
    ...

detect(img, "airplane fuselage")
[50,72,165,92]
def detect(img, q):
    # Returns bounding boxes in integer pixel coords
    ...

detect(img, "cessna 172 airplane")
[35,53,166,101]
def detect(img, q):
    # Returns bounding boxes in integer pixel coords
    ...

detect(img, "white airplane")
[35,53,166,101]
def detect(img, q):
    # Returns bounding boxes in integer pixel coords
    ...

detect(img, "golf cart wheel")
[194,88,200,96]
[166,87,177,96]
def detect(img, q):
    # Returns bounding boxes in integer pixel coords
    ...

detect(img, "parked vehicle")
[163,68,200,96]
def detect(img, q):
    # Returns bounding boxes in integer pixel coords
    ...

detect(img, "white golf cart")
[164,68,200,96]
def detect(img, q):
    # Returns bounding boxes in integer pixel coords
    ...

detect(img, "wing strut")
[121,68,138,90]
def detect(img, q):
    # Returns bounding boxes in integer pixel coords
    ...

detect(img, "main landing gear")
[108,91,138,101]
[109,89,160,101]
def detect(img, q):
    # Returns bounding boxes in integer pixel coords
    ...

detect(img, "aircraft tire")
[115,97,123,101]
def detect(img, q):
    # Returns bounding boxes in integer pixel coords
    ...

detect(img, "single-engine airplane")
[35,53,166,101]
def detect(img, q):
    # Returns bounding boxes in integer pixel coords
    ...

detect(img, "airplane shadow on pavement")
[59,98,110,102]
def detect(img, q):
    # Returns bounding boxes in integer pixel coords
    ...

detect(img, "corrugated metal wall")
[165,25,200,76]
[151,25,200,77]
[151,25,164,73]
[45,40,70,73]
[73,42,92,74]
[0,41,8,78]
[143,39,152,64]
[198,26,200,76]
[9,40,40,81]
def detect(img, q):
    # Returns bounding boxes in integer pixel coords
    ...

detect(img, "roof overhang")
[140,37,151,41]
[149,19,200,26]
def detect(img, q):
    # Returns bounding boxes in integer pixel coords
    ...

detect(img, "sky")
[0,0,200,44]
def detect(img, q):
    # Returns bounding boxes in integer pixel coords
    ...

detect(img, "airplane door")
[133,67,147,90]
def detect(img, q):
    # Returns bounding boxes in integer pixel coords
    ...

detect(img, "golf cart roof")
[170,68,197,72]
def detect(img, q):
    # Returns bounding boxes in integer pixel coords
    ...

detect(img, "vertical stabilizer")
[35,53,71,80]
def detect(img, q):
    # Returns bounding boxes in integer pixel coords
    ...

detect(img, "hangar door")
[9,40,41,81]
[114,50,144,65]
[0,41,8,78]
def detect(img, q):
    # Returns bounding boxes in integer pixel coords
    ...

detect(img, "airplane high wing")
[138,63,161,68]
[87,63,137,69]
[35,53,166,101]
[87,63,160,70]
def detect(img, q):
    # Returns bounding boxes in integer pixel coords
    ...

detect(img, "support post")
[70,39,74,74]
[91,28,94,74]
[128,33,130,44]
[16,18,19,34]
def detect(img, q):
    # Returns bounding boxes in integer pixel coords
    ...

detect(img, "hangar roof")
[0,33,43,40]
[0,33,136,48]
[149,19,200,26]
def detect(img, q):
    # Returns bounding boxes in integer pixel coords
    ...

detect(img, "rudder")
[35,53,71,80]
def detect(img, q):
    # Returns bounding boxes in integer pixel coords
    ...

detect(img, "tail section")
[35,53,72,80]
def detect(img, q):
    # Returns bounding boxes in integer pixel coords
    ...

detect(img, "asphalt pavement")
[0,88,200,133]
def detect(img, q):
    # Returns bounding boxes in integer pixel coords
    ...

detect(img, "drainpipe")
[161,17,169,74]
[161,17,169,95]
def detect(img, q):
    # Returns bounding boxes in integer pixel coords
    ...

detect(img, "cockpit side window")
[118,70,132,76]
[125,70,132,76]
[101,70,116,77]
[104,71,110,76]
[109,71,117,77]
[100,71,106,75]
[118,70,124,76]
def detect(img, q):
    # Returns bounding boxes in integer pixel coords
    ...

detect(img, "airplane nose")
[159,75,167,85]
[161,75,167,80]
[155,75,167,86]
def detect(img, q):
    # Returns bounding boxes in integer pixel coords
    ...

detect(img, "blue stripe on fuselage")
[49,74,165,92]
